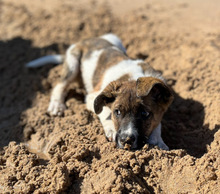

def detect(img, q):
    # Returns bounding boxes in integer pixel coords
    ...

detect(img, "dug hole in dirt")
[0,0,219,193]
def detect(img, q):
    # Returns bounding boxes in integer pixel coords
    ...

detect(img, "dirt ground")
[0,0,219,193]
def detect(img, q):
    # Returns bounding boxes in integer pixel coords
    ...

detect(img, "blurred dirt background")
[0,0,219,193]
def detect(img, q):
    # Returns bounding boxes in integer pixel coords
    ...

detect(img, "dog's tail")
[25,55,64,68]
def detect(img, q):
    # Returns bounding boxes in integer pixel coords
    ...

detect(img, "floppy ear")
[136,77,174,107]
[94,81,122,114]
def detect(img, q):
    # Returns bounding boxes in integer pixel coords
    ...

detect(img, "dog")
[26,34,174,150]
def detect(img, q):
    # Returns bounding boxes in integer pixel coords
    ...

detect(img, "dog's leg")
[148,123,169,150]
[86,92,116,141]
[47,44,81,116]
[98,107,116,141]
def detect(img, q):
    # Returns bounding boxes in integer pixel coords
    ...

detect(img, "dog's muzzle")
[116,130,138,149]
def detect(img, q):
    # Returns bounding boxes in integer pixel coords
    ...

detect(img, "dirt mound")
[0,0,219,193]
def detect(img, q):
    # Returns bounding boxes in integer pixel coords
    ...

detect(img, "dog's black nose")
[119,134,136,146]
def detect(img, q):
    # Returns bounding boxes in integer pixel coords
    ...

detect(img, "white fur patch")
[47,82,67,116]
[101,59,144,90]
[121,121,138,149]
[100,33,126,54]
[66,44,80,79]
[85,91,100,112]
[144,71,165,82]
[124,122,134,136]
[82,49,104,93]
[85,90,116,141]
[148,123,169,150]
[98,106,116,141]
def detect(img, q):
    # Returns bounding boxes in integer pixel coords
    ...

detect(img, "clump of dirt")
[0,0,219,193]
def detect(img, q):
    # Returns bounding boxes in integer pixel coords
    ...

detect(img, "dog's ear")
[94,81,122,114]
[136,77,174,107]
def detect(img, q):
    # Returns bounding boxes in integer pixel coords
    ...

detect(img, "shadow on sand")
[0,37,68,148]
[162,81,218,158]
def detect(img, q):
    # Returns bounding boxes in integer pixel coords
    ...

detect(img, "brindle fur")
[94,78,174,139]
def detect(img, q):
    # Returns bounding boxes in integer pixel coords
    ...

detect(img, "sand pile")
[0,0,219,193]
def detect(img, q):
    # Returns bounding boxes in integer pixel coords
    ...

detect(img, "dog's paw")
[104,127,116,142]
[148,136,169,150]
[158,142,169,151]
[47,100,66,116]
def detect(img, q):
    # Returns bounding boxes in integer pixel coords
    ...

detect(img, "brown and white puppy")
[26,34,174,150]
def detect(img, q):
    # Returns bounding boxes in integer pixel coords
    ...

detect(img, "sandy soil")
[0,0,219,193]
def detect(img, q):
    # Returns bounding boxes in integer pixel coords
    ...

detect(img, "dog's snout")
[119,134,136,146]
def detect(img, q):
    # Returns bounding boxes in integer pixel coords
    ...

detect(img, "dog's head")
[94,77,174,149]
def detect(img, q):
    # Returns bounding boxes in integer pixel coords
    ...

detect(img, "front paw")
[147,137,169,150]
[47,100,66,116]
[158,142,169,151]
[104,127,116,142]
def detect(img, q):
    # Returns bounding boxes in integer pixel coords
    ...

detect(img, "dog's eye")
[141,111,149,119]
[114,109,121,117]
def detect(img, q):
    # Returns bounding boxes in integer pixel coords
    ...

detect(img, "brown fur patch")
[92,48,128,89]
[93,73,131,92]
[94,80,123,114]
[136,77,165,97]
[61,45,82,82]
[117,74,131,82]
[140,93,165,136]
[80,38,113,60]
[137,77,174,109]
[138,62,158,75]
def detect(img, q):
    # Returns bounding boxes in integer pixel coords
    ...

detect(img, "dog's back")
[78,35,129,93]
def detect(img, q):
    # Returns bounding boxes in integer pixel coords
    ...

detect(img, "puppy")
[26,34,174,150]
